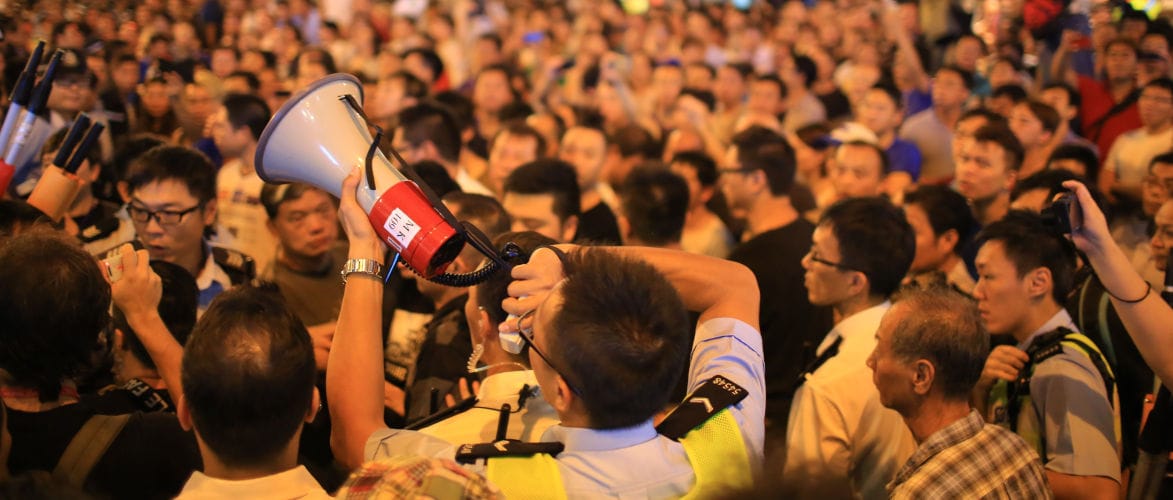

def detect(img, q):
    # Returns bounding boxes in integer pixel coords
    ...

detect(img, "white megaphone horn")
[255,73,468,278]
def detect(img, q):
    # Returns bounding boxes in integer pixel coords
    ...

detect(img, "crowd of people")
[1,0,1173,497]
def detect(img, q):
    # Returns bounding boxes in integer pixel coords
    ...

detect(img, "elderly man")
[868,284,1050,498]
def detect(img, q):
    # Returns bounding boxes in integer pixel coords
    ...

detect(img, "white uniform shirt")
[784,302,917,499]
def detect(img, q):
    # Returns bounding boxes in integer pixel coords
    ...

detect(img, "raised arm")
[327,169,389,469]
[1050,31,1081,88]
[108,244,185,398]
[1064,180,1173,387]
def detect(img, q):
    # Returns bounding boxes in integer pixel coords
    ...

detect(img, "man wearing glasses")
[721,125,831,448]
[328,168,766,497]
[120,145,255,312]
[783,196,917,499]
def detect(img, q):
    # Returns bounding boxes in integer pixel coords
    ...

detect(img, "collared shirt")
[990,309,1121,480]
[195,247,235,314]
[365,317,766,498]
[888,410,1052,499]
[784,302,917,499]
[455,168,494,197]
[176,465,332,500]
[417,370,558,445]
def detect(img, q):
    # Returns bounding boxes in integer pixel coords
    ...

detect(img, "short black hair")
[223,93,271,141]
[619,164,689,246]
[491,121,547,159]
[977,211,1077,304]
[0,199,50,242]
[870,82,904,109]
[503,159,581,222]
[610,124,659,160]
[1047,143,1101,184]
[390,70,429,100]
[990,84,1028,103]
[409,160,462,199]
[260,182,334,220]
[475,231,556,327]
[0,230,110,401]
[402,47,445,81]
[722,62,753,79]
[792,55,817,88]
[442,192,511,241]
[549,249,690,429]
[1010,169,1083,204]
[670,150,718,187]
[753,74,787,100]
[973,123,1025,172]
[890,284,987,401]
[903,185,976,256]
[398,102,463,164]
[431,91,474,131]
[838,140,891,175]
[1020,99,1061,134]
[181,285,316,468]
[1042,82,1081,108]
[112,134,168,186]
[115,261,198,370]
[225,70,261,92]
[124,145,217,203]
[936,64,975,91]
[957,108,1007,129]
[1143,77,1173,96]
[820,197,915,299]
[679,88,716,111]
[731,126,796,195]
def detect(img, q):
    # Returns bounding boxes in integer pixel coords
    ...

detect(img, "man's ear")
[551,376,575,415]
[177,395,194,431]
[202,198,218,227]
[616,213,631,244]
[1002,168,1018,193]
[560,215,579,243]
[1026,266,1053,300]
[698,184,715,204]
[849,271,871,299]
[113,328,126,351]
[117,181,130,203]
[306,387,321,423]
[937,228,960,254]
[912,359,935,396]
[473,306,495,347]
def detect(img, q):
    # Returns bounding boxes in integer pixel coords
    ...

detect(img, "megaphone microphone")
[255,74,511,285]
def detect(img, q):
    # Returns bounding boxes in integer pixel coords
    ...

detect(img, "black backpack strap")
[211,246,257,284]
[53,413,131,487]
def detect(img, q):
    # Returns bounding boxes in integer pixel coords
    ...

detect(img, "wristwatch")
[341,258,384,284]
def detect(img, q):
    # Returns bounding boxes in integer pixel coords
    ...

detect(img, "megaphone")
[256,74,509,281]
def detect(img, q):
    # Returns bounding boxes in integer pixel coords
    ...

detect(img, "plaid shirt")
[888,409,1053,499]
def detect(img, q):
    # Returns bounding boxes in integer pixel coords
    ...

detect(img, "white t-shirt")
[216,160,277,273]
[1104,126,1173,186]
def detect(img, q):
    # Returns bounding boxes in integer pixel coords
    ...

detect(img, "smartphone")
[102,240,144,283]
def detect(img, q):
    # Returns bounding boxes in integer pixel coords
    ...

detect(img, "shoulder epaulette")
[454,440,565,464]
[1024,327,1070,369]
[211,246,256,284]
[656,375,749,441]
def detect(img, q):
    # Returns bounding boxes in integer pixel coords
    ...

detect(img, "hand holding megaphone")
[256,74,514,286]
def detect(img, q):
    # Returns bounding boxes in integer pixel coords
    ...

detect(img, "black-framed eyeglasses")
[127,203,203,226]
[718,166,760,176]
[518,322,582,396]
[807,250,863,273]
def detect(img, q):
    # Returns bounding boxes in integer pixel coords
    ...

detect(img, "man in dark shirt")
[560,125,623,245]
[404,192,511,423]
[721,126,833,446]
[0,231,200,499]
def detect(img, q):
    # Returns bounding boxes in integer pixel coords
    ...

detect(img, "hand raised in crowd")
[1061,180,1111,257]
[976,345,1030,391]
[105,243,162,319]
[499,245,572,335]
